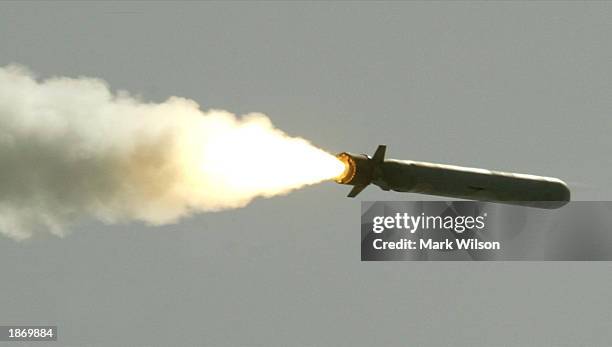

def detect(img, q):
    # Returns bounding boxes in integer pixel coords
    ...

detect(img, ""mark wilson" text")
[373,238,500,250]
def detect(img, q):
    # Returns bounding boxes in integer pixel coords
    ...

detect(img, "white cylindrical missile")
[335,145,570,209]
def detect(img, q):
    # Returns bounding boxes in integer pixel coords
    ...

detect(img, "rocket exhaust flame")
[0,65,344,240]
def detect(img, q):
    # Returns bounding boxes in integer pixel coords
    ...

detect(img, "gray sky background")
[1,2,611,346]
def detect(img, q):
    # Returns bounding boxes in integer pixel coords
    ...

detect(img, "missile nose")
[556,180,571,202]
[525,179,570,209]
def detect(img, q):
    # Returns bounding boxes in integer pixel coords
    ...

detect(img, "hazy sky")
[1,2,611,346]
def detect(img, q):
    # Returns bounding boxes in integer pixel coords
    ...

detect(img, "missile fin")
[371,145,386,164]
[347,184,367,198]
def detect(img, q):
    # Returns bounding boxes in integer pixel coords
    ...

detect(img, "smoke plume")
[0,65,344,240]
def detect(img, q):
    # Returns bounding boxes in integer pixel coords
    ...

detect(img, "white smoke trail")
[0,65,344,240]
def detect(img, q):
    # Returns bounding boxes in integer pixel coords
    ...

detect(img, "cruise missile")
[335,145,570,209]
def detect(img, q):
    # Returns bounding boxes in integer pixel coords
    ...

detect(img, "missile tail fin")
[372,145,386,164]
[347,184,367,198]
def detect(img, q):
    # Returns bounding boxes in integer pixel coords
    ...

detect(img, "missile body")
[335,145,570,209]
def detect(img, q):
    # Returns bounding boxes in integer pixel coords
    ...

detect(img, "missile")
[335,145,570,209]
